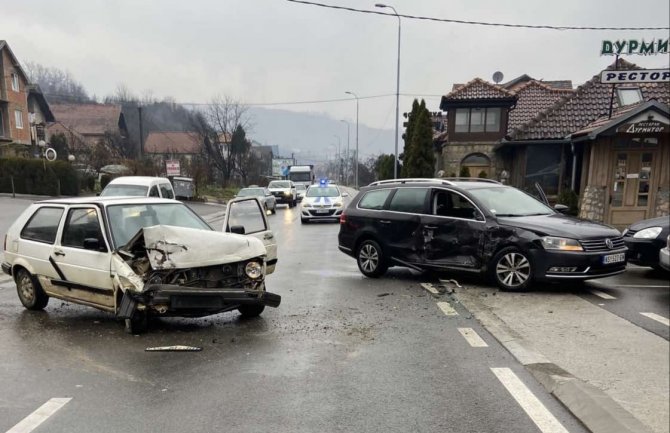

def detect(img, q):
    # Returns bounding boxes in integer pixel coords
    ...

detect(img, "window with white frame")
[454,107,502,133]
[15,110,24,129]
[617,88,643,106]
[11,73,20,91]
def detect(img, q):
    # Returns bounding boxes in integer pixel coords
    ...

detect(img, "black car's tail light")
[339,211,347,225]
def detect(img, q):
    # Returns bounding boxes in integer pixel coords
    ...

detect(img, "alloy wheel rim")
[360,244,379,273]
[18,274,35,303]
[496,252,530,287]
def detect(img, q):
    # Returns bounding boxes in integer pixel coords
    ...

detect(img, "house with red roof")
[47,103,128,153]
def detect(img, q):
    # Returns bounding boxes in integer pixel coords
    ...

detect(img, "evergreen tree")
[404,101,435,178]
[401,100,420,177]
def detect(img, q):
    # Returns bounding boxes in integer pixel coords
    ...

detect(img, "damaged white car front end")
[113,225,281,332]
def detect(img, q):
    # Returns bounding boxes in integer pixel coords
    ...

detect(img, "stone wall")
[654,188,669,217]
[578,185,606,222]
[441,142,499,177]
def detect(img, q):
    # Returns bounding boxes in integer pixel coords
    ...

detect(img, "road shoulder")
[454,285,668,433]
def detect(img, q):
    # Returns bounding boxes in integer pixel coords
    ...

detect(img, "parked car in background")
[268,180,297,207]
[338,178,627,291]
[296,184,307,201]
[236,186,277,214]
[1,197,280,334]
[300,182,348,224]
[623,216,670,270]
[100,176,175,199]
[659,236,670,272]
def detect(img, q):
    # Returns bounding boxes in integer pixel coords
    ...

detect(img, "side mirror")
[230,225,246,235]
[83,238,101,251]
[554,204,569,214]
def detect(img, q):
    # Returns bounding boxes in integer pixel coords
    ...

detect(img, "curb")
[454,290,655,433]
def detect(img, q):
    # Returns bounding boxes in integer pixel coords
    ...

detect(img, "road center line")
[420,283,439,295]
[491,368,569,433]
[590,289,616,300]
[458,328,488,347]
[640,312,670,327]
[437,301,458,316]
[6,398,72,433]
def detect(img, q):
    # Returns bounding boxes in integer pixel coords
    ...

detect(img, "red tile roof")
[443,78,515,100]
[507,81,574,131]
[144,131,201,154]
[49,103,123,136]
[509,59,670,140]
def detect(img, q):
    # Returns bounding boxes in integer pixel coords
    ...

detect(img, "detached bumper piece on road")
[118,285,281,319]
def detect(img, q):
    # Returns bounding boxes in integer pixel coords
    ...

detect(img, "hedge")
[0,158,80,196]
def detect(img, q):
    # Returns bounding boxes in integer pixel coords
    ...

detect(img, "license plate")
[602,252,625,264]
[316,209,329,214]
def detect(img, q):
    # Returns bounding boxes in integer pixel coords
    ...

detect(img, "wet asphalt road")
[0,194,656,432]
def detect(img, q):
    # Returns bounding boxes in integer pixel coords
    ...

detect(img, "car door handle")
[379,220,391,224]
[54,250,66,257]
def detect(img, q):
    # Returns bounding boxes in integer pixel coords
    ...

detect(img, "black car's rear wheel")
[357,239,388,278]
[15,268,49,310]
[490,247,533,291]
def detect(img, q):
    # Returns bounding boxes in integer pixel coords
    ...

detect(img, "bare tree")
[192,95,250,186]
[24,61,91,103]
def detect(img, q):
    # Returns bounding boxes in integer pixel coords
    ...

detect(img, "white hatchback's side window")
[160,184,174,199]
[20,207,64,244]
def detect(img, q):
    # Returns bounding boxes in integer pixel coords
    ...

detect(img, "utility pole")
[345,91,360,188]
[340,120,350,185]
[138,105,144,159]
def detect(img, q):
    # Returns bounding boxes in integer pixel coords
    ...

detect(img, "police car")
[300,180,349,224]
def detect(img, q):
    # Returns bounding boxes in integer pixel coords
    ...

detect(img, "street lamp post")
[375,3,401,179]
[340,119,350,185]
[345,91,360,188]
[332,135,341,183]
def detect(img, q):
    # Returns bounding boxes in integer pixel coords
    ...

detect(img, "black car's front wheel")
[357,239,388,278]
[490,247,533,291]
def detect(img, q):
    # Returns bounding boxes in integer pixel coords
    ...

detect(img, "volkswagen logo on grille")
[605,238,614,249]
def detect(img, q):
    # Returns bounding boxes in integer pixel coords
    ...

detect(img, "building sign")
[601,38,668,56]
[165,160,181,176]
[272,158,294,177]
[601,69,670,84]
[617,120,668,134]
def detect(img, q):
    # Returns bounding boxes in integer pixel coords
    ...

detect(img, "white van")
[100,176,175,199]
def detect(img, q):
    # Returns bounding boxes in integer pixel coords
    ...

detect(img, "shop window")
[612,153,627,207]
[617,88,642,106]
[637,153,653,207]
[524,145,561,196]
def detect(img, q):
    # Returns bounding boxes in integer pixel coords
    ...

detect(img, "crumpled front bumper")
[118,284,281,318]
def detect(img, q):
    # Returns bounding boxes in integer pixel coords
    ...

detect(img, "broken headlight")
[245,261,263,279]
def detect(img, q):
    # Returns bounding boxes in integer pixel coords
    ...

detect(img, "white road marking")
[458,328,488,347]
[590,289,616,300]
[640,312,670,327]
[614,284,670,288]
[420,283,439,295]
[491,368,569,433]
[6,398,71,433]
[437,301,458,316]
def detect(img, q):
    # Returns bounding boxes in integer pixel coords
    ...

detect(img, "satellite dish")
[492,71,504,84]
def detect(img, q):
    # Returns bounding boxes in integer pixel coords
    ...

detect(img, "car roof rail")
[443,177,502,184]
[368,178,456,187]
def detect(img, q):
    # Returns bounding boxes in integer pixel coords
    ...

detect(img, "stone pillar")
[578,185,606,222]
[654,188,669,217]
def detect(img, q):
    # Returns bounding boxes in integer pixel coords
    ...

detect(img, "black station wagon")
[338,178,627,290]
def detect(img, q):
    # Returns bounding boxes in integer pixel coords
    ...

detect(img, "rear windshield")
[306,186,340,197]
[100,184,148,197]
[238,188,265,196]
[269,181,290,188]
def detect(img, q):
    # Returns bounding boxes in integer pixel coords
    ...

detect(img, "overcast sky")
[4,0,669,152]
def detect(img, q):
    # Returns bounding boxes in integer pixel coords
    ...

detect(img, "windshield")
[107,203,211,248]
[100,184,148,197]
[306,186,340,198]
[269,181,290,188]
[238,188,265,197]
[468,187,554,217]
[289,172,311,182]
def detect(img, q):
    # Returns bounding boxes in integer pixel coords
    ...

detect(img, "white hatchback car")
[1,197,280,333]
[300,183,348,223]
[100,176,175,199]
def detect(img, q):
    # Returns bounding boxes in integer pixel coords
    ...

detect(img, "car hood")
[497,214,621,239]
[628,216,670,231]
[126,225,266,270]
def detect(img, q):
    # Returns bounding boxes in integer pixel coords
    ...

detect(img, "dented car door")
[223,197,278,274]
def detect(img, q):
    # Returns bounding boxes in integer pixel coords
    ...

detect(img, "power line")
[286,0,670,31]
